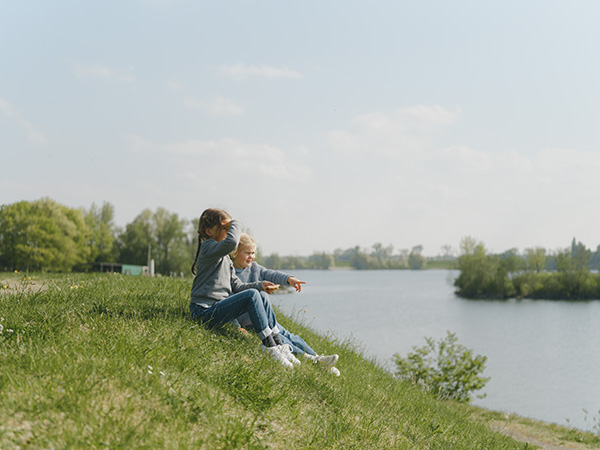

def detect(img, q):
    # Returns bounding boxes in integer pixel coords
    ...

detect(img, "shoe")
[328,367,341,377]
[262,345,294,369]
[279,344,301,365]
[313,354,339,370]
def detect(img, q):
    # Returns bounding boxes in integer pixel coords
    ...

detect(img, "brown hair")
[191,208,232,275]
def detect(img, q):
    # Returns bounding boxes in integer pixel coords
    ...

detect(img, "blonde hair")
[231,233,257,260]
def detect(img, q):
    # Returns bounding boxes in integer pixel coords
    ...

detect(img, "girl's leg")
[278,324,317,357]
[258,292,284,344]
[193,290,294,368]
[198,289,272,342]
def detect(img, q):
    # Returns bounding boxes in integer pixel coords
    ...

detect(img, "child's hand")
[221,219,232,231]
[262,281,280,294]
[238,327,249,335]
[287,276,306,292]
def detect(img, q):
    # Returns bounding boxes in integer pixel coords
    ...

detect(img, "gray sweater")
[190,220,263,308]
[235,262,291,286]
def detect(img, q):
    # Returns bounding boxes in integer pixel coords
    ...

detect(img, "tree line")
[0,198,451,275]
[0,198,194,274]
[454,237,600,300]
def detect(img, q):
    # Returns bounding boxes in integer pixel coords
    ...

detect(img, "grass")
[0,272,592,449]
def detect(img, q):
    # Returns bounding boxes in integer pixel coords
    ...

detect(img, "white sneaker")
[304,353,339,369]
[279,344,301,365]
[262,345,294,369]
[313,354,339,370]
[328,367,341,377]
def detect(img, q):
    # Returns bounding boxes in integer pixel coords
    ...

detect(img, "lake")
[271,269,600,432]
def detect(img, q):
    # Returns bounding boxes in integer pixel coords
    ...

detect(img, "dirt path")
[0,277,47,294]
[490,420,594,450]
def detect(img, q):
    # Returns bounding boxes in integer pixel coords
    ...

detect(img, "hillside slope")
[0,274,589,449]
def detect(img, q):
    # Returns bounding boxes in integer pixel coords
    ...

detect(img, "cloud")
[166,137,310,181]
[183,96,245,116]
[207,97,245,116]
[73,63,135,82]
[0,97,47,144]
[167,80,183,91]
[219,63,303,80]
[435,145,493,173]
[328,105,459,158]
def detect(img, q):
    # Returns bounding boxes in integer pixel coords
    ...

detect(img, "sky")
[2,0,600,257]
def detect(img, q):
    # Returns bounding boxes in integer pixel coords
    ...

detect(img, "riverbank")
[1,273,598,449]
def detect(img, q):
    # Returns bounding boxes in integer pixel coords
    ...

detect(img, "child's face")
[207,223,229,242]
[234,244,256,269]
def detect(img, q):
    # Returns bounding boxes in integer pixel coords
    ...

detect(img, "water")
[271,269,600,431]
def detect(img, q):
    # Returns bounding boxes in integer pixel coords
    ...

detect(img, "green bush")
[393,331,490,402]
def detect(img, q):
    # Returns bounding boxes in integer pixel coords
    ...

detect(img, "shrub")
[393,331,490,402]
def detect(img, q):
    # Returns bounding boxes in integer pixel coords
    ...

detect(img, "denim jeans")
[235,291,317,356]
[190,289,272,340]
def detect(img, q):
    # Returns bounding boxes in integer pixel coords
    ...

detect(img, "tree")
[454,237,513,299]
[309,252,334,270]
[117,209,153,266]
[117,208,193,275]
[350,248,371,270]
[524,247,546,273]
[84,202,118,263]
[153,207,191,275]
[0,198,90,271]
[408,245,427,270]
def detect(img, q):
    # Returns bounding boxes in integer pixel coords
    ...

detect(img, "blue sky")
[2,1,600,256]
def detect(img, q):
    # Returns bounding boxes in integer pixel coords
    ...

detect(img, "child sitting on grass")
[231,233,340,376]
[189,208,296,369]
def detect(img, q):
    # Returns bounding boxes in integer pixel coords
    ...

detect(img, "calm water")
[272,269,600,431]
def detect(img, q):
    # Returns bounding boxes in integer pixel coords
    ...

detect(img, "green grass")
[1,273,534,449]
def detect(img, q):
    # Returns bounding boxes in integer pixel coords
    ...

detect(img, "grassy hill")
[0,273,597,449]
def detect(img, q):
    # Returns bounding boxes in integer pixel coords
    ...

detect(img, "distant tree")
[590,245,600,271]
[117,207,192,274]
[408,245,427,270]
[454,237,512,298]
[524,247,546,273]
[440,245,454,260]
[0,198,90,272]
[371,242,393,266]
[84,202,118,263]
[571,238,592,272]
[153,207,190,274]
[500,248,524,273]
[262,253,283,270]
[117,209,153,266]
[350,248,371,270]
[309,252,334,269]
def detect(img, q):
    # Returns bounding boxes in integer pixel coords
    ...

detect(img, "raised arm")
[200,219,241,259]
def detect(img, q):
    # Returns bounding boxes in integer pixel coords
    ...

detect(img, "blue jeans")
[190,289,272,340]
[236,291,317,356]
[278,323,316,357]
